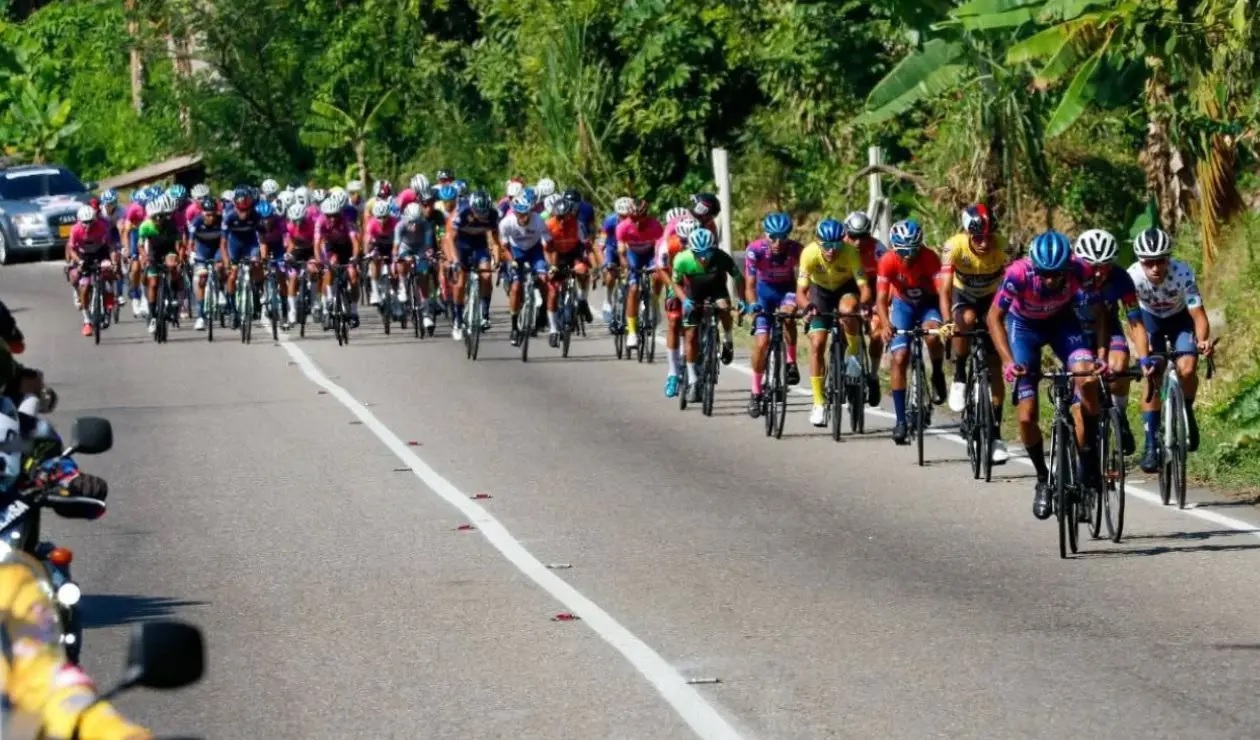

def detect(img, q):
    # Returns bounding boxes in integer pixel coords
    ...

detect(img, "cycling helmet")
[961,204,993,238]
[100,188,118,205]
[536,178,556,198]
[543,193,562,213]
[419,187,437,204]
[688,227,716,255]
[261,178,279,196]
[166,184,187,201]
[158,194,177,214]
[664,207,689,224]
[144,201,163,218]
[403,203,423,223]
[76,205,96,223]
[614,197,636,217]
[562,187,582,204]
[131,189,146,204]
[437,184,458,202]
[511,194,534,215]
[469,191,494,217]
[762,212,793,239]
[552,197,574,217]
[388,202,402,218]
[277,190,295,210]
[329,186,346,197]
[1133,227,1172,259]
[521,186,537,204]
[233,188,253,208]
[1028,230,1072,271]
[255,200,274,219]
[506,179,524,198]
[374,180,393,198]
[689,192,720,218]
[436,169,454,182]
[346,179,363,194]
[190,183,210,199]
[311,188,327,205]
[319,196,341,216]
[843,211,871,237]
[410,174,430,194]
[1073,229,1118,265]
[889,219,923,255]
[286,203,306,222]
[631,199,650,217]
[199,196,219,213]
[371,200,390,219]
[675,216,698,241]
[455,179,469,196]
[220,189,235,204]
[816,218,845,244]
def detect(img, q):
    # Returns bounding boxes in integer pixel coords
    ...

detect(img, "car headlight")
[11,213,50,238]
[56,582,81,607]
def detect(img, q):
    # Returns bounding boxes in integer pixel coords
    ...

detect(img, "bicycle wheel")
[1157,374,1175,506]
[269,276,281,342]
[1102,405,1127,542]
[1088,413,1108,540]
[1052,422,1070,559]
[763,341,777,437]
[91,280,103,345]
[154,280,168,344]
[639,294,656,363]
[977,380,994,483]
[466,278,481,360]
[611,283,627,359]
[1168,382,1188,509]
[1067,436,1082,554]
[911,352,926,466]
[964,368,981,479]
[772,334,788,439]
[410,274,422,339]
[381,278,392,337]
[239,274,252,345]
[520,276,534,362]
[561,290,574,358]
[829,332,843,442]
[296,278,307,339]
[339,283,351,345]
[849,332,868,435]
[702,320,718,417]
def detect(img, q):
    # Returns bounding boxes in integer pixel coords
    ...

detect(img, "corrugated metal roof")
[97,153,204,189]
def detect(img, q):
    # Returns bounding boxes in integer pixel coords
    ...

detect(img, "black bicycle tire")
[1104,406,1127,542]
[964,367,980,479]
[849,332,868,435]
[1171,386,1188,509]
[1053,422,1069,559]
[1088,413,1107,540]
[645,298,657,363]
[763,341,775,437]
[91,279,102,345]
[773,333,788,439]
[830,332,843,442]
[612,283,627,359]
[520,276,533,362]
[913,350,926,466]
[1067,436,1081,554]
[269,275,280,342]
[702,319,718,417]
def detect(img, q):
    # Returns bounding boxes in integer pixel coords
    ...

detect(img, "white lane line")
[700,342,1260,541]
[278,336,746,740]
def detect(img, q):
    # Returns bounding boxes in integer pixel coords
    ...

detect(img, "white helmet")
[403,203,423,223]
[543,193,563,213]
[220,189,235,203]
[664,207,688,224]
[346,179,363,193]
[329,185,346,197]
[370,200,390,219]
[190,183,210,199]
[319,196,341,216]
[261,178,279,196]
[311,188,328,204]
[286,203,306,222]
[535,178,556,198]
[675,215,698,241]
[76,204,97,223]
[410,174,430,193]
[1073,229,1118,265]
[294,187,310,206]
[1133,227,1172,259]
[844,211,871,237]
[506,180,524,198]
[277,190,295,210]
[614,197,635,217]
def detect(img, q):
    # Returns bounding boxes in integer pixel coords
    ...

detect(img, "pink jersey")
[171,206,188,234]
[615,217,664,255]
[397,189,418,209]
[260,216,286,244]
[68,219,113,254]
[306,204,321,223]
[314,213,358,244]
[365,216,398,249]
[287,219,315,245]
[744,237,803,286]
[124,202,146,227]
[995,257,1094,322]
[184,202,202,225]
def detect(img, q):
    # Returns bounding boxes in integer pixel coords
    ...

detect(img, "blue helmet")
[437,184,459,202]
[688,227,716,256]
[131,188,147,204]
[100,188,118,204]
[762,212,793,239]
[521,186,537,204]
[255,200,274,218]
[889,219,923,254]
[167,184,187,201]
[816,218,844,244]
[1028,230,1072,271]
[454,179,469,195]
[510,194,533,214]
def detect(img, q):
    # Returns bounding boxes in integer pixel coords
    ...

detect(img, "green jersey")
[672,249,738,294]
[138,217,180,256]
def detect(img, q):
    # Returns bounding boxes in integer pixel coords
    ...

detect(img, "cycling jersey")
[67,219,113,258]
[187,214,223,259]
[850,235,884,277]
[499,213,550,251]
[876,249,942,304]
[123,202,145,228]
[1081,265,1140,323]
[286,219,315,248]
[393,220,434,256]
[994,257,1092,321]
[1126,259,1202,318]
[546,216,582,254]
[260,216,286,248]
[672,249,739,294]
[170,203,188,235]
[183,202,201,226]
[450,206,496,244]
[137,218,180,259]
[615,217,663,255]
[940,232,1008,298]
[744,238,802,287]
[797,241,864,291]
[222,209,263,251]
[314,214,357,246]
[365,216,397,254]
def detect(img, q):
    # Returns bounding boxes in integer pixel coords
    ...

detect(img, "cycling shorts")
[753,282,796,336]
[889,297,943,353]
[1005,312,1094,403]
[1142,308,1197,357]
[510,246,547,281]
[806,280,858,333]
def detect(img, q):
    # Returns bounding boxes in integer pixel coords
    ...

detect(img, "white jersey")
[498,212,550,251]
[1126,258,1203,318]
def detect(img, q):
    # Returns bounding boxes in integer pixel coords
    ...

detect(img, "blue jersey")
[222,208,263,250]
[601,213,619,250]
[450,205,496,248]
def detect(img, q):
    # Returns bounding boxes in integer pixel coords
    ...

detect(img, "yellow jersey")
[797,241,865,292]
[941,232,1009,298]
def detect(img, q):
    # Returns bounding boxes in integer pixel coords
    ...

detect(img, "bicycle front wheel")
[1169,383,1189,509]
[702,321,718,417]
[911,356,926,466]
[829,334,843,442]
[1103,406,1127,542]
[1052,423,1071,559]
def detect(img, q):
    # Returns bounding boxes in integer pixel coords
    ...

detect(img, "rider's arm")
[938,263,954,324]
[742,249,757,306]
[987,279,1016,366]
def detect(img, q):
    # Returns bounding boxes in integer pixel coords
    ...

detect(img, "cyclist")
[615,199,664,351]
[842,211,887,397]
[398,175,428,212]
[688,192,722,240]
[137,194,185,335]
[876,219,947,445]
[498,178,526,218]
[435,183,459,216]
[659,216,698,397]
[364,200,398,308]
[221,188,265,330]
[365,180,393,219]
[744,212,803,417]
[1127,227,1215,473]
[444,191,501,340]
[166,184,190,236]
[284,202,320,325]
[797,218,872,427]
[939,203,1011,463]
[1074,229,1151,455]
[188,196,226,331]
[315,191,362,328]
[498,192,553,346]
[122,190,150,317]
[394,203,438,334]
[564,187,597,247]
[257,200,289,329]
[672,228,745,403]
[988,230,1105,520]
[544,196,594,347]
[66,205,118,336]
[99,190,127,307]
[260,178,280,207]
[599,198,633,323]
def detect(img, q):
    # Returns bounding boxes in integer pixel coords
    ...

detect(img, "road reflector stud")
[456,523,476,531]
[686,677,722,685]
[471,492,492,499]
[545,563,572,570]
[552,612,580,622]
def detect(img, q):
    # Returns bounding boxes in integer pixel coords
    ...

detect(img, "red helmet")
[962,204,993,238]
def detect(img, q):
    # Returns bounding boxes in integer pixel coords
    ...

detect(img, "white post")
[711,148,733,254]
[866,146,890,245]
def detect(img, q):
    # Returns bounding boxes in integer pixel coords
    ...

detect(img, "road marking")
[278,336,746,740]
[701,340,1260,541]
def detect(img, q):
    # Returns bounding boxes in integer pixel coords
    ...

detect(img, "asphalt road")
[9,261,1260,739]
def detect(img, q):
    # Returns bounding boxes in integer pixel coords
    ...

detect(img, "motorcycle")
[0,414,113,664]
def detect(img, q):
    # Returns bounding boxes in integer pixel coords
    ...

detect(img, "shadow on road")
[79,594,208,629]
[1193,498,1260,509]
[1121,528,1260,541]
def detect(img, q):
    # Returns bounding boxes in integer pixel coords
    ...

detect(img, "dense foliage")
[1,0,1257,482]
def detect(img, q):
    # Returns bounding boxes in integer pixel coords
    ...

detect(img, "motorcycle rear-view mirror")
[70,417,112,455]
[124,620,205,690]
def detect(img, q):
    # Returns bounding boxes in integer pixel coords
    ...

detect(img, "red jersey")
[876,248,942,304]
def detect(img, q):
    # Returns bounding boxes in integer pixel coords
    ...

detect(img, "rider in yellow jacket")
[1,549,151,739]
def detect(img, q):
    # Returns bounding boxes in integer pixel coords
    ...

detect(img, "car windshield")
[0,169,88,200]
